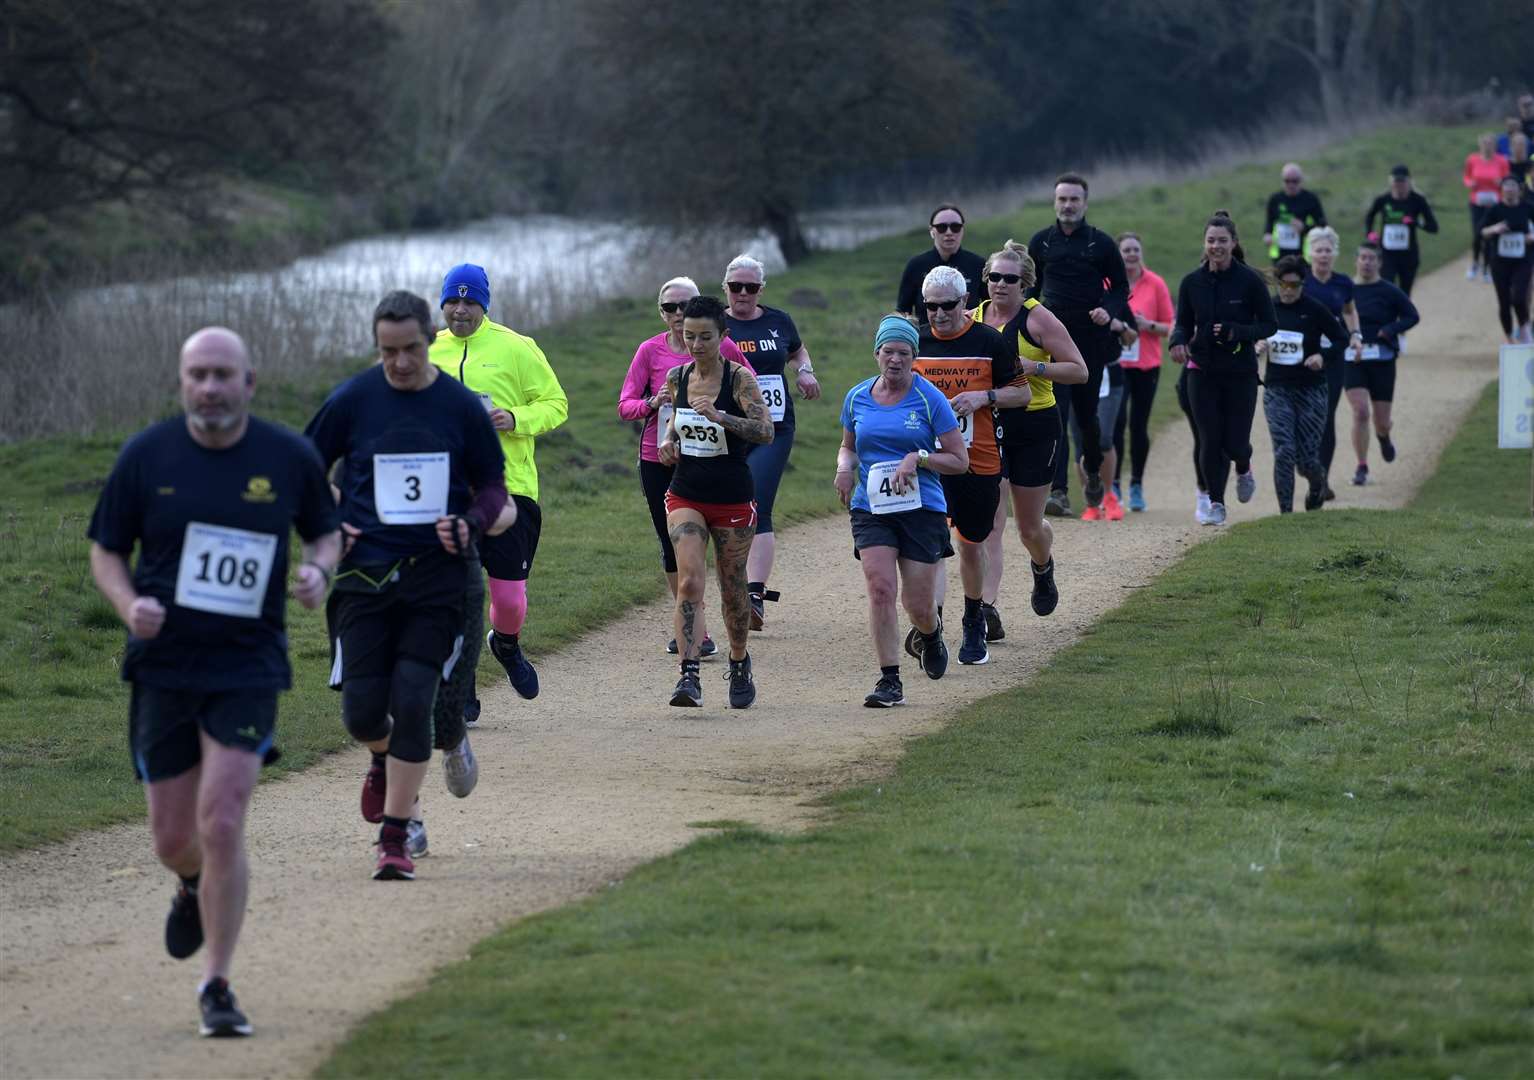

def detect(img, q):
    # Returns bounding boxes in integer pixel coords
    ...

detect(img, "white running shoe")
[1195,491,1213,525]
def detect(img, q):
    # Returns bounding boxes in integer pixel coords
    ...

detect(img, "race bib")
[1474,190,1498,207]
[475,392,495,412]
[866,460,922,515]
[373,452,449,524]
[1274,222,1301,250]
[756,374,787,422]
[174,522,278,619]
[954,410,975,447]
[1498,232,1527,259]
[1346,343,1385,363]
[674,407,726,457]
[1119,337,1141,364]
[1267,329,1305,366]
[1382,223,1410,251]
[654,403,674,451]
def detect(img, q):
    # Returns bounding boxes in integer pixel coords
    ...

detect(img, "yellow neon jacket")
[429,318,568,502]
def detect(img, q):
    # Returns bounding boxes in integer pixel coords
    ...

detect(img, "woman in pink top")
[1464,132,1511,281]
[618,276,749,655]
[1110,232,1175,512]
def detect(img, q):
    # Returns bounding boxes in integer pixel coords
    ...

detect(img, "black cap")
[1390,164,1410,178]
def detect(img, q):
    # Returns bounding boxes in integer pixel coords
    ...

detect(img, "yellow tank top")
[974,299,1055,411]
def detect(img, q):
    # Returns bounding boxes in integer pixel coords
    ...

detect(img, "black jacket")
[1026,220,1129,322]
[1169,260,1278,376]
[896,248,986,316]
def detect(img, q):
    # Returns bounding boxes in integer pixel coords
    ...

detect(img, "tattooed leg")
[668,513,710,661]
[712,526,756,660]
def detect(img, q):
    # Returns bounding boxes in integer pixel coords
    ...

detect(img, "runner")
[1257,255,1348,512]
[1364,165,1439,297]
[720,254,820,632]
[87,327,340,1037]
[1479,176,1534,343]
[896,204,986,316]
[305,290,508,881]
[657,295,774,708]
[836,315,968,706]
[429,263,568,706]
[1345,241,1420,485]
[1028,173,1129,514]
[1463,133,1511,282]
[914,265,1031,665]
[1168,211,1277,525]
[1509,133,1532,196]
[618,274,752,655]
[1111,232,1175,512]
[1263,163,1327,262]
[1301,226,1363,502]
[1073,312,1135,522]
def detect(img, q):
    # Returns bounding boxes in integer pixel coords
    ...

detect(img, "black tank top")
[668,361,756,503]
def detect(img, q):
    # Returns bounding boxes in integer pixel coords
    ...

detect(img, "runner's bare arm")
[834,428,857,507]
[715,368,774,444]
[293,530,341,608]
[789,345,821,400]
[89,542,165,638]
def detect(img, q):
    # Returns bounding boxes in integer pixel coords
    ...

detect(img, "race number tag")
[1498,232,1527,259]
[674,407,726,457]
[1119,337,1140,363]
[655,403,674,451]
[1382,223,1410,251]
[866,460,922,515]
[1351,344,1384,362]
[174,522,278,619]
[756,374,787,423]
[1274,222,1301,250]
[475,392,495,412]
[1267,329,1305,365]
[1098,374,1111,399]
[1474,190,1498,207]
[955,410,975,447]
[373,452,449,524]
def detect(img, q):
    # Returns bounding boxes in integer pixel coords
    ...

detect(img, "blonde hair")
[982,239,1036,290]
[1306,225,1340,253]
[656,276,699,304]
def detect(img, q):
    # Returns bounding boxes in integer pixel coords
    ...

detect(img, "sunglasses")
[931,222,964,233]
[987,272,1021,284]
[924,299,963,312]
[659,301,686,313]
[1277,278,1305,288]
[725,281,762,294]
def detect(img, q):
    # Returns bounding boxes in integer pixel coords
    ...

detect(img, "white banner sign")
[1499,344,1534,450]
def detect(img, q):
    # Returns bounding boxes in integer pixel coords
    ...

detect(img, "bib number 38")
[174,522,278,619]
[756,374,787,423]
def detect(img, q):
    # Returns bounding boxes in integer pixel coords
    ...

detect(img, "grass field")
[319,388,1533,1079]
[0,121,1487,853]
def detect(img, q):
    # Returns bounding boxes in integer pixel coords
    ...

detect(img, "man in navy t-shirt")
[88,327,340,1039]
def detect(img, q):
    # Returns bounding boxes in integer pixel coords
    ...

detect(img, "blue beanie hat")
[440,263,491,311]
[874,314,919,353]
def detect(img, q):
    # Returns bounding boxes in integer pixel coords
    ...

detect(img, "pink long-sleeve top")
[1463,152,1510,207]
[1120,267,1175,369]
[618,331,752,463]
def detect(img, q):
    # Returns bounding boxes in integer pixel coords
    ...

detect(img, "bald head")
[181,326,251,370]
[179,326,254,444]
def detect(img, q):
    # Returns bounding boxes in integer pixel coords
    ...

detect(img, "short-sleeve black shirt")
[725,305,803,430]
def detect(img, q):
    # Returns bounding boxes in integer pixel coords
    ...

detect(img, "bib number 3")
[374,452,450,524]
[174,522,278,619]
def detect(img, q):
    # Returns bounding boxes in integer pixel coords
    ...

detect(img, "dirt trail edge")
[0,258,1498,1079]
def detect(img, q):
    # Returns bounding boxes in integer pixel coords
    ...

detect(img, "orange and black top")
[914,317,1025,476]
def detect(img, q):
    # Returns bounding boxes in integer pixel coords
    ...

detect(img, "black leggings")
[1175,367,1206,491]
[1491,258,1533,335]
[1112,366,1161,484]
[1320,347,1346,477]
[1380,251,1419,297]
[1062,315,1114,477]
[1186,368,1259,506]
[639,459,677,573]
[1470,204,1493,266]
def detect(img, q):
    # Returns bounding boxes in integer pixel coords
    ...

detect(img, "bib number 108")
[195,552,261,589]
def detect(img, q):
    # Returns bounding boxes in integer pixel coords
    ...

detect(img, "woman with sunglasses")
[1110,232,1175,513]
[618,276,751,656]
[1257,255,1348,512]
[1301,226,1364,502]
[720,253,819,634]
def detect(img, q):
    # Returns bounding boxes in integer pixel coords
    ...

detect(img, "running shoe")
[1352,464,1369,486]
[405,817,428,859]
[361,757,386,824]
[1236,470,1256,503]
[1128,482,1146,512]
[462,697,481,728]
[670,666,703,707]
[864,674,905,708]
[1044,490,1072,517]
[165,883,203,960]
[373,827,415,881]
[1103,491,1125,521]
[981,602,1005,642]
[1080,504,1102,521]
[1378,434,1396,463]
[1205,502,1227,525]
[1304,487,1326,511]
[1084,471,1105,508]
[1195,491,1213,525]
[443,732,478,798]
[918,630,948,680]
[1323,485,1336,502]
[1466,264,1479,281]
[198,978,253,1038]
[487,631,539,700]
[726,654,755,709]
[667,635,718,658]
[958,614,989,665]
[1030,559,1059,617]
[903,624,923,660]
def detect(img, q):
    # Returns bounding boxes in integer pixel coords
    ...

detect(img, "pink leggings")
[487,577,527,636]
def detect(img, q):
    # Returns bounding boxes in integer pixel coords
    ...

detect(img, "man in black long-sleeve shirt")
[1027,173,1127,510]
[1264,163,1326,262]
[1364,165,1439,296]
[1344,241,1419,486]
[896,204,986,317]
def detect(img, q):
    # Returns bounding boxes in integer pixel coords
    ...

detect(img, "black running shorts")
[128,684,278,782]
[479,495,541,582]
[1342,361,1396,402]
[940,471,1001,544]
[850,508,952,564]
[1001,407,1062,488]
[326,550,468,689]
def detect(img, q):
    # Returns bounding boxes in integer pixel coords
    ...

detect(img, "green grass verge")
[0,121,1485,852]
[317,387,1532,1077]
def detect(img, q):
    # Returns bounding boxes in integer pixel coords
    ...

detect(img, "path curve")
[0,258,1500,1079]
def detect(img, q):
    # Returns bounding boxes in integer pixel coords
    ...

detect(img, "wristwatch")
[1034,361,1048,376]
[986,389,997,406]
[917,449,930,469]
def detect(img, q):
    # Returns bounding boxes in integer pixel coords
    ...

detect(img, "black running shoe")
[863,674,905,708]
[670,666,702,707]
[1304,487,1325,511]
[462,697,481,728]
[487,630,539,700]
[1352,465,1368,486]
[919,631,948,680]
[981,602,1005,642]
[165,884,203,960]
[1083,471,1105,508]
[958,614,989,665]
[1031,559,1059,617]
[198,978,253,1038]
[1378,434,1396,463]
[726,654,755,708]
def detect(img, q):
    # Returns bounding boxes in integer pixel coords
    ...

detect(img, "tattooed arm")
[707,365,775,445]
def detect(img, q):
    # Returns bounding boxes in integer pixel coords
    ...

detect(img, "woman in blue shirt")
[835,315,968,708]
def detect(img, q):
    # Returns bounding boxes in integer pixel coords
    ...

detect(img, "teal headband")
[874,315,919,353]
